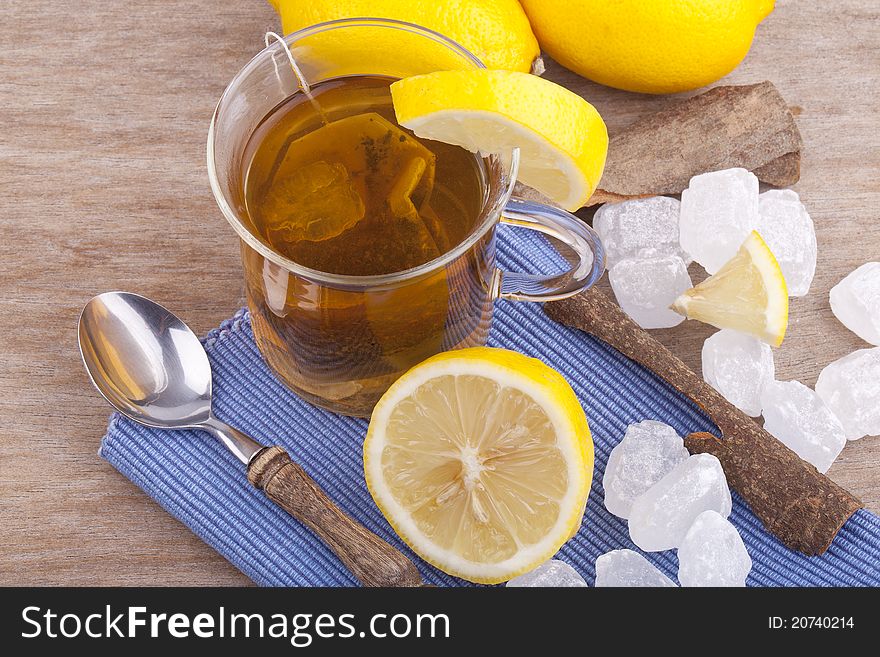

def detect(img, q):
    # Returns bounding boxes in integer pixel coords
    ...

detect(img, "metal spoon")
[78,291,423,587]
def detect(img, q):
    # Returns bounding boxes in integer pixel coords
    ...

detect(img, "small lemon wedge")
[364,347,593,584]
[672,231,789,346]
[390,70,608,211]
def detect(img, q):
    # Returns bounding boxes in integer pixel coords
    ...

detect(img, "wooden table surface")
[1,1,877,586]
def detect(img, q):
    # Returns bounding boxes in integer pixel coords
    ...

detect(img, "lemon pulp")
[672,231,789,346]
[364,348,592,583]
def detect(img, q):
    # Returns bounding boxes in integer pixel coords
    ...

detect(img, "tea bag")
[262,160,365,244]
[387,154,445,255]
[263,112,442,272]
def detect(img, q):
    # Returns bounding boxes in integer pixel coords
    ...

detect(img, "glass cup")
[208,18,605,417]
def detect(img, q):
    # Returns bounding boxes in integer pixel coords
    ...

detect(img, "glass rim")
[207,16,520,289]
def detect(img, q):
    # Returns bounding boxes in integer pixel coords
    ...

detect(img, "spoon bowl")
[78,292,213,428]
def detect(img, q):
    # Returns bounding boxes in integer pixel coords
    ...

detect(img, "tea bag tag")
[265,31,312,94]
[264,31,328,123]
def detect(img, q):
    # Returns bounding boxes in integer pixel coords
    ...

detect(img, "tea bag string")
[264,31,328,124]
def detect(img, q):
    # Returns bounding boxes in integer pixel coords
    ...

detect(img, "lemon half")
[364,347,593,584]
[391,70,608,211]
[672,231,789,346]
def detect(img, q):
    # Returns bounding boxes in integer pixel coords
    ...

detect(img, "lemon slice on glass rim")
[390,69,608,211]
[672,230,789,346]
[363,347,593,584]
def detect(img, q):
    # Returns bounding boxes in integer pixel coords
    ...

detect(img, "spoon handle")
[247,446,424,587]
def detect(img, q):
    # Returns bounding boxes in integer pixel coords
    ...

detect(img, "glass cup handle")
[493,198,606,302]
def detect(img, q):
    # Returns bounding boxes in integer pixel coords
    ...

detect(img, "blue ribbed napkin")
[100,227,880,586]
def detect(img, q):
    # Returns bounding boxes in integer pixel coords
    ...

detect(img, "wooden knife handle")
[247,446,423,587]
[547,287,861,556]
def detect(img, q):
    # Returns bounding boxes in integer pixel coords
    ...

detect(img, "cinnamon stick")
[589,81,803,205]
[546,288,861,556]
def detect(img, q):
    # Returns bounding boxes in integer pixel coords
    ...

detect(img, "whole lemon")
[519,0,775,94]
[268,0,540,72]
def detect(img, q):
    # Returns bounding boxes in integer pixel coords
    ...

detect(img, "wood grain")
[247,447,423,587]
[589,81,803,204]
[0,0,877,585]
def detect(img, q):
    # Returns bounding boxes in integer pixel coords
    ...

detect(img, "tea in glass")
[244,76,485,275]
[210,20,605,416]
[240,75,495,414]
